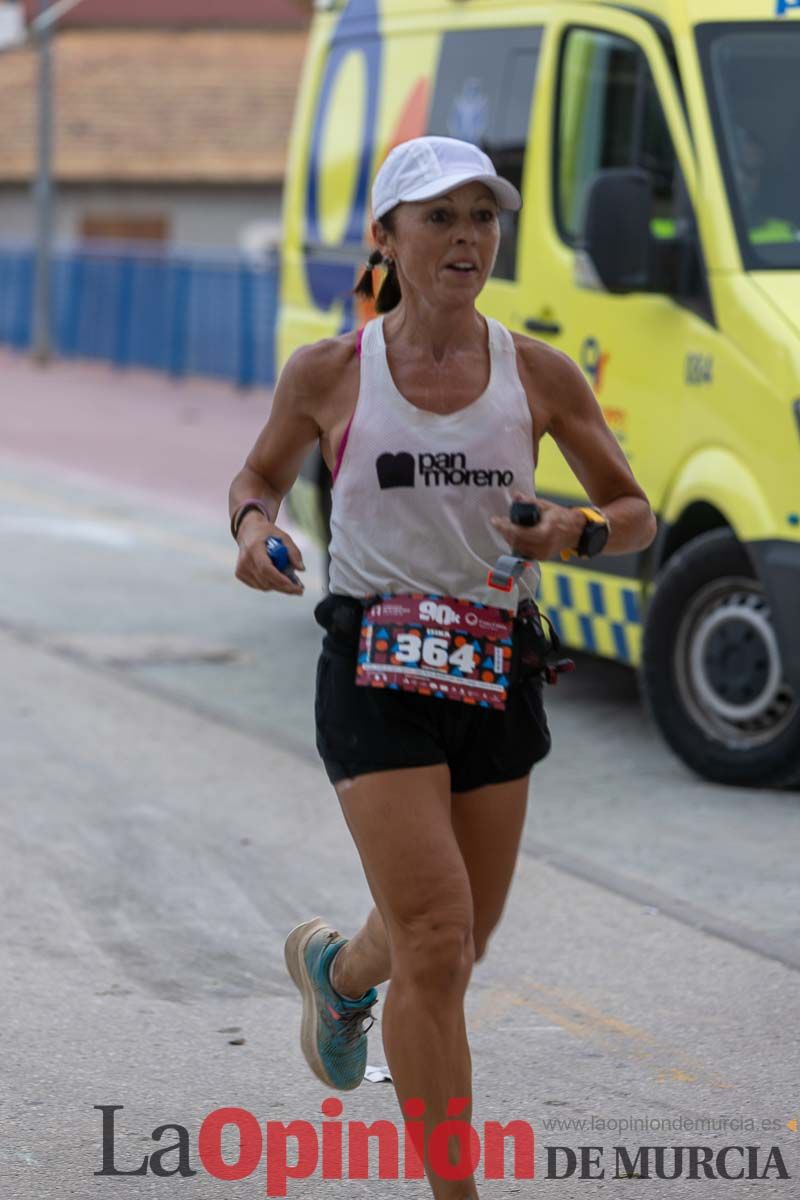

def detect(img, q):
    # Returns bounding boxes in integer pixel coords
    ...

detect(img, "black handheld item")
[487,500,542,591]
[510,500,541,528]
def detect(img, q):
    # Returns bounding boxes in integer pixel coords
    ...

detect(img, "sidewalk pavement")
[0,347,272,519]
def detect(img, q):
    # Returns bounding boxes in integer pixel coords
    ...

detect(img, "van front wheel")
[642,529,800,788]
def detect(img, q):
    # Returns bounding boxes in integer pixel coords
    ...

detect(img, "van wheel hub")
[702,613,771,706]
[675,580,795,745]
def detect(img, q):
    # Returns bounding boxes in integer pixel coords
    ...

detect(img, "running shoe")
[284,916,379,1091]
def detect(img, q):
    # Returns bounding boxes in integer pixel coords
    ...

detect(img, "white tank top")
[327,314,540,614]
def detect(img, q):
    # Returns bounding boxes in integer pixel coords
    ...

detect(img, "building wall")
[0,182,284,254]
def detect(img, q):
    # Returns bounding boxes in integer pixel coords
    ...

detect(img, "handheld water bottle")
[266,536,301,586]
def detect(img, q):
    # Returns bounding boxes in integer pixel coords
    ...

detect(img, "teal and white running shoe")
[284,916,379,1091]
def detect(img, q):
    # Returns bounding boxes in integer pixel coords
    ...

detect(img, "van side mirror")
[575,169,655,294]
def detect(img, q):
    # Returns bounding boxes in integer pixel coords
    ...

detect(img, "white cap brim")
[374,170,522,220]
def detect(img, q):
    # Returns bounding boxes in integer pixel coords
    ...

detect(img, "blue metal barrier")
[0,242,280,387]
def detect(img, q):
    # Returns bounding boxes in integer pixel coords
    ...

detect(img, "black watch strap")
[576,507,610,557]
[561,506,610,560]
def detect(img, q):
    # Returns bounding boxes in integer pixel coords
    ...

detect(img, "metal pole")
[33,0,93,34]
[31,0,54,364]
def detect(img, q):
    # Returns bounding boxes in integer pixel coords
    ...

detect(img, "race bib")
[356,593,513,710]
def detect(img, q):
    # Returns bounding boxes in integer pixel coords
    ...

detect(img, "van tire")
[641,529,800,788]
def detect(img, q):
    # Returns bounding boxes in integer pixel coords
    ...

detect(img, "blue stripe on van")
[579,614,596,653]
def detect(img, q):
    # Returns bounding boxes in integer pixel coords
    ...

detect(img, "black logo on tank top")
[376,450,513,490]
[376,451,415,489]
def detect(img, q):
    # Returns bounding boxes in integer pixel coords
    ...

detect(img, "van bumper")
[749,540,800,692]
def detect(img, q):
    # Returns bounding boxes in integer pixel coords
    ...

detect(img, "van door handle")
[524,316,562,336]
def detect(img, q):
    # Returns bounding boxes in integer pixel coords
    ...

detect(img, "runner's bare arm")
[228,343,337,594]
[495,340,657,560]
[540,347,656,554]
[228,344,324,530]
[229,339,359,594]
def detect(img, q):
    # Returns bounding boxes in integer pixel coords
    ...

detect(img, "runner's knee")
[390,913,475,993]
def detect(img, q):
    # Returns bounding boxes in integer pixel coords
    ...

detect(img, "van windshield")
[697,23,800,270]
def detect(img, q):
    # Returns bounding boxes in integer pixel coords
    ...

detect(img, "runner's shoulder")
[510,329,593,413]
[510,330,584,390]
[281,333,359,396]
[276,334,359,424]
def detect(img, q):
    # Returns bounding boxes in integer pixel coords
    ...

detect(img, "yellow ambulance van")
[278,0,800,787]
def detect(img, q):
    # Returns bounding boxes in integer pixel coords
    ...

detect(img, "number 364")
[395,633,477,672]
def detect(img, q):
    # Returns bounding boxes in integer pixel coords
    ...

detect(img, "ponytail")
[353,213,402,313]
[354,248,384,301]
[375,261,402,313]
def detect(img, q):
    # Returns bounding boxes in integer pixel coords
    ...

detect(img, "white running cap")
[371,136,522,221]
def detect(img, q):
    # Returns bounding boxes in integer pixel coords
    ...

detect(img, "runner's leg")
[331,773,530,991]
[450,774,530,962]
[330,772,531,1175]
[329,903,390,998]
[427,772,531,1153]
[334,761,480,1200]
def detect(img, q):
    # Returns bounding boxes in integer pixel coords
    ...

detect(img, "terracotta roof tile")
[0,29,308,183]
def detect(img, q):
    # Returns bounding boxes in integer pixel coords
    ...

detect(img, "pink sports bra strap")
[332,326,364,485]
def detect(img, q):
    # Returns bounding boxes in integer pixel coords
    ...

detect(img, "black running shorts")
[313,593,552,793]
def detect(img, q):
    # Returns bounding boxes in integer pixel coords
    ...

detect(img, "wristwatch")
[560,506,610,560]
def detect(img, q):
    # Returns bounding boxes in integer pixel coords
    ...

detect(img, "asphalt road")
[1,354,798,1198]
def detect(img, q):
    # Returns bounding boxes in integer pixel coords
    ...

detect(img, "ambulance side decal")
[305,0,382,326]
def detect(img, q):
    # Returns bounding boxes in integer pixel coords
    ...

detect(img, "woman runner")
[229,136,657,1199]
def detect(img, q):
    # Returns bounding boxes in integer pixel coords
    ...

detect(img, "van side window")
[427,27,543,280]
[556,28,680,244]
